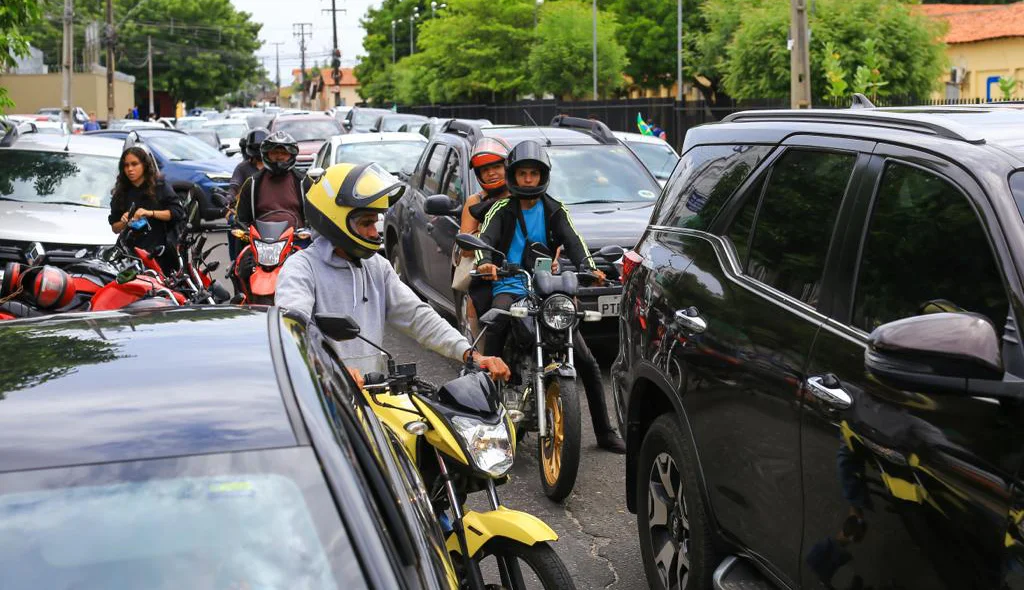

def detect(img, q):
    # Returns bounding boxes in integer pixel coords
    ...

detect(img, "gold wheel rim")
[541,382,564,486]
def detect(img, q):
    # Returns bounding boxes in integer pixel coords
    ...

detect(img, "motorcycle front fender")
[543,362,576,380]
[250,266,281,296]
[446,507,558,558]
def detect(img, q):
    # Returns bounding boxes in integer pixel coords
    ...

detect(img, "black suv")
[612,107,1024,589]
[384,117,661,347]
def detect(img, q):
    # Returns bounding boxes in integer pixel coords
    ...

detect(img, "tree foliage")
[606,0,700,92]
[528,1,627,99]
[0,0,43,110]
[691,0,947,102]
[354,0,421,105]
[22,0,263,108]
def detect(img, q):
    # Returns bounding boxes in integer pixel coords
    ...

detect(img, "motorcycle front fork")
[534,323,573,440]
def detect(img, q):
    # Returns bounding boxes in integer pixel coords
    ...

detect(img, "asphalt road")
[206,231,646,589]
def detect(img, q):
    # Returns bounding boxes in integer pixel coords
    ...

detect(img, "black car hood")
[564,202,653,249]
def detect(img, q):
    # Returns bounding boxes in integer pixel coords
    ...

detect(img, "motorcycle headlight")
[540,294,577,331]
[450,414,514,478]
[253,239,286,266]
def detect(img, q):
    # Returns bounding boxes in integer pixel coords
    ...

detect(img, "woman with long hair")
[108,146,185,274]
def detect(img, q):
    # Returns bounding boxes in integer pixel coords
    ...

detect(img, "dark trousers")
[485,292,616,436]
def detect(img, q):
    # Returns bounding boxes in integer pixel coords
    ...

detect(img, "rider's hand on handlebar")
[120,211,130,223]
[347,367,365,389]
[590,268,607,286]
[477,263,499,281]
[466,351,511,382]
[131,208,149,221]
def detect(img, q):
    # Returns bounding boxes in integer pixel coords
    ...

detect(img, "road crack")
[564,498,619,589]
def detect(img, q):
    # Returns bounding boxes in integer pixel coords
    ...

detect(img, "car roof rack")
[548,115,617,145]
[721,109,985,144]
[0,120,38,147]
[441,118,483,143]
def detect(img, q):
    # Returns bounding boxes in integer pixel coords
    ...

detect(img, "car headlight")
[450,414,514,478]
[205,172,232,182]
[253,239,286,266]
[540,294,577,331]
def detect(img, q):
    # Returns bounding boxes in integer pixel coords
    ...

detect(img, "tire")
[388,236,407,284]
[637,414,717,590]
[538,376,581,502]
[479,538,576,590]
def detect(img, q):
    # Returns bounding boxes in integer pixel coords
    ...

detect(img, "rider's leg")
[483,292,516,357]
[467,277,492,341]
[572,330,626,453]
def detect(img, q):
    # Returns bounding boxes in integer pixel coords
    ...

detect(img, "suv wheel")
[388,237,406,284]
[637,414,717,590]
[455,290,476,343]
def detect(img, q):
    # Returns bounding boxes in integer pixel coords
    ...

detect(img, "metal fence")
[399,95,1022,151]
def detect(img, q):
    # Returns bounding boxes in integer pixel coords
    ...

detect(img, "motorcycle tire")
[479,538,576,590]
[538,376,581,503]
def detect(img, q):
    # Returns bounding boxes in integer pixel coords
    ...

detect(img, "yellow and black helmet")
[304,162,406,259]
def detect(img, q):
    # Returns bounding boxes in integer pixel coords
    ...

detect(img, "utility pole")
[790,0,811,109]
[271,41,285,103]
[592,0,598,100]
[105,0,115,122]
[293,23,313,109]
[322,1,347,107]
[62,0,74,130]
[409,7,419,55]
[147,36,154,117]
[676,0,682,102]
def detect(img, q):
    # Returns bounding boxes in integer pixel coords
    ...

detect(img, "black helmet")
[260,130,299,175]
[240,127,270,159]
[506,140,550,199]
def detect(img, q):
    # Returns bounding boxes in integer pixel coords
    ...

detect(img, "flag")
[391,104,398,113]
[637,112,652,136]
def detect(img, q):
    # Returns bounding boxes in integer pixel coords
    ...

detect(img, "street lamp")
[592,0,598,100]
[534,0,543,28]
[430,1,448,18]
[409,7,419,55]
[391,19,402,64]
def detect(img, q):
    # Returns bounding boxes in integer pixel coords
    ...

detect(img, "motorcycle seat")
[534,270,578,297]
[254,219,291,241]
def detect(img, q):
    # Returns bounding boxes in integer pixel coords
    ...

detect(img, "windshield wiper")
[571,199,623,205]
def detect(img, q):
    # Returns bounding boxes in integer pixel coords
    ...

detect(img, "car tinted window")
[422,144,448,194]
[724,175,766,266]
[743,149,856,305]
[655,144,772,231]
[444,151,465,202]
[0,150,118,208]
[853,162,1008,332]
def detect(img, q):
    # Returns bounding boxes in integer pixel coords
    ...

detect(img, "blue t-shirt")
[493,200,546,298]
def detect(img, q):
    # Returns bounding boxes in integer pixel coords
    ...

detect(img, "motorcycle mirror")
[455,233,493,252]
[596,245,625,261]
[478,308,509,325]
[306,167,326,183]
[530,242,552,257]
[315,313,362,341]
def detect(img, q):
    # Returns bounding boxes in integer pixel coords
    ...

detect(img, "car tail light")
[621,250,643,283]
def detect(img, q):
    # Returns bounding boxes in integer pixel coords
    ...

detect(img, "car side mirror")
[342,121,352,131]
[306,167,326,182]
[315,313,361,341]
[865,312,1004,394]
[424,194,461,216]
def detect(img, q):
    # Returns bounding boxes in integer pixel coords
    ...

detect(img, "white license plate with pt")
[598,295,620,317]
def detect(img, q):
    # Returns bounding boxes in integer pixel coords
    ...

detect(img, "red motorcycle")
[231,212,309,305]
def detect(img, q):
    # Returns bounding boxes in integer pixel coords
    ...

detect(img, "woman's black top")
[467,192,505,223]
[108,181,185,255]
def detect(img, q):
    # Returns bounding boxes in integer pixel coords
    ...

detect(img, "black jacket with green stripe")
[474,194,596,271]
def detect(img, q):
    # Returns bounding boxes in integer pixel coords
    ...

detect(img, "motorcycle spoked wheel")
[471,538,576,590]
[538,376,581,502]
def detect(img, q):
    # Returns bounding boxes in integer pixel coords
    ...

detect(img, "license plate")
[598,295,620,317]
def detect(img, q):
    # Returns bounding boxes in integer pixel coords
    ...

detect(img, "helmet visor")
[471,137,511,168]
[341,162,406,207]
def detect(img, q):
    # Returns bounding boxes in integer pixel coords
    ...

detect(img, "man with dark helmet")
[275,162,510,385]
[474,139,625,453]
[229,127,269,199]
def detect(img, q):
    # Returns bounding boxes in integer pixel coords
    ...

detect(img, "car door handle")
[806,374,852,410]
[426,223,434,234]
[674,307,707,334]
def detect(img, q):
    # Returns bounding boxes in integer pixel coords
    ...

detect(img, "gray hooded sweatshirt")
[276,236,471,373]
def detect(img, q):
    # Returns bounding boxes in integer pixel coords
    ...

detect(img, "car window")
[853,162,1009,332]
[0,150,118,208]
[422,144,448,194]
[655,144,772,231]
[274,120,342,142]
[628,141,679,182]
[443,150,465,202]
[730,149,856,306]
[334,141,427,176]
[145,133,226,161]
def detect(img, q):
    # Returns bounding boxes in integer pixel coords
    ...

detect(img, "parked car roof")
[333,131,428,145]
[0,131,123,157]
[0,307,298,474]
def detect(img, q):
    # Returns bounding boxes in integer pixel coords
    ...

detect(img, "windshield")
[205,123,248,138]
[381,117,424,132]
[275,120,342,142]
[0,151,117,208]
[174,119,207,130]
[0,448,366,590]
[247,114,275,130]
[546,145,661,204]
[145,133,226,161]
[334,141,426,175]
[352,111,381,129]
[627,141,679,181]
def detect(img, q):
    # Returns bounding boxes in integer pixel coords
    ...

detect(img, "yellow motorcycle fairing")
[411,394,470,466]
[446,506,558,558]
[361,387,422,464]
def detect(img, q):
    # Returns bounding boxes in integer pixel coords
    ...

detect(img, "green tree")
[354,0,421,105]
[607,0,701,93]
[998,76,1017,100]
[821,41,848,100]
[527,1,627,99]
[0,0,43,110]
[707,0,946,102]
[22,0,262,108]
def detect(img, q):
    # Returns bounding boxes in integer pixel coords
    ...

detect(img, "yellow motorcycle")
[316,314,576,590]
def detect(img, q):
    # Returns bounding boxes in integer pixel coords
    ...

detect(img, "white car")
[201,120,250,156]
[312,132,428,179]
[612,131,679,187]
[172,116,209,131]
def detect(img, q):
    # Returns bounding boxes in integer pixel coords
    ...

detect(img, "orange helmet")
[470,137,512,191]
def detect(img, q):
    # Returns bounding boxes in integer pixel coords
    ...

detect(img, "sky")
[230,0,381,86]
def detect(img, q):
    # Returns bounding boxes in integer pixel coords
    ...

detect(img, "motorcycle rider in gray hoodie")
[275,162,510,385]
